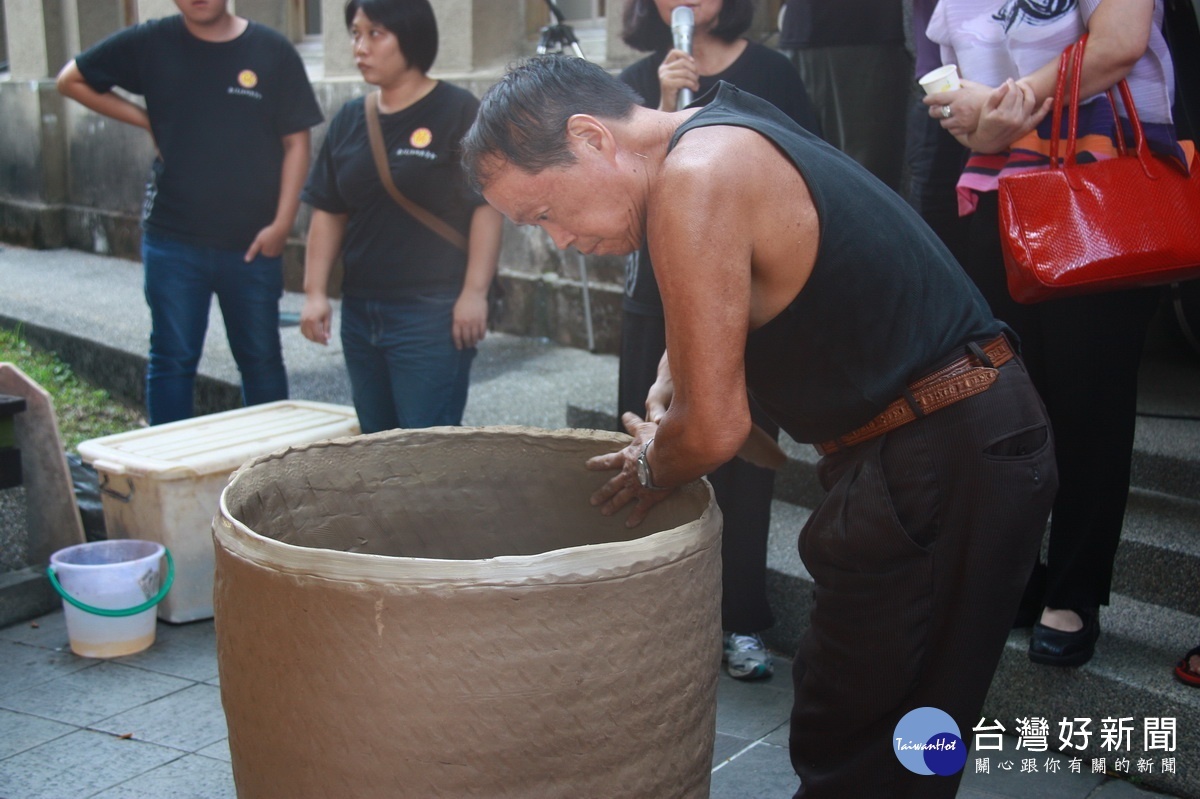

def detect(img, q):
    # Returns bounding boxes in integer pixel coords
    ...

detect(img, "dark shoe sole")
[1029,644,1096,668]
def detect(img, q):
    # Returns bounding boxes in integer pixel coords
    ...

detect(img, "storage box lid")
[77,401,360,479]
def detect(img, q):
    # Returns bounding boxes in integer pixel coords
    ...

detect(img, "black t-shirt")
[619,41,820,315]
[778,0,905,49]
[301,83,485,300]
[75,16,323,251]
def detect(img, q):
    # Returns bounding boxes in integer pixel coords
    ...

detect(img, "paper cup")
[919,64,961,95]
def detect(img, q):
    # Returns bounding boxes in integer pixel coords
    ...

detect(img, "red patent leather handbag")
[998,34,1200,304]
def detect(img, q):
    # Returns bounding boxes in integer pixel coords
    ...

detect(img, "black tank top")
[668,83,1005,443]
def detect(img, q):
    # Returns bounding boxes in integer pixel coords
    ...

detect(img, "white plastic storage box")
[77,401,360,622]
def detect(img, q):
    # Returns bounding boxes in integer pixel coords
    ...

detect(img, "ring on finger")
[940,104,953,119]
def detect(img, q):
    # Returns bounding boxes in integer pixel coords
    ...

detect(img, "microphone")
[670,5,694,108]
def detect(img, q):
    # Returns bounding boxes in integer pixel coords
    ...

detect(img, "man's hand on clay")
[585,412,674,527]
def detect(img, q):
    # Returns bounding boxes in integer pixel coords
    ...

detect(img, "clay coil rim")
[215,425,721,588]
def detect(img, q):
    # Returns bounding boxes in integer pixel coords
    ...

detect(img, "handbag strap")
[1048,40,1073,167]
[1064,36,1086,164]
[364,91,468,251]
[1054,34,1152,180]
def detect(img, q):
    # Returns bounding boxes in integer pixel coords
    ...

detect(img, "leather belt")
[815,335,1015,456]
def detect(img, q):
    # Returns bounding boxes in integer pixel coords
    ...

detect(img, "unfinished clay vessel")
[214,426,722,799]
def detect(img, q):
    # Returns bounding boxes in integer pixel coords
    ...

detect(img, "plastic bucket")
[214,426,723,799]
[48,540,174,658]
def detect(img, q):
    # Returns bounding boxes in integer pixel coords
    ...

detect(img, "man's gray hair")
[461,55,642,189]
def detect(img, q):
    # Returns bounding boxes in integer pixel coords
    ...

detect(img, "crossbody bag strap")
[364,91,468,251]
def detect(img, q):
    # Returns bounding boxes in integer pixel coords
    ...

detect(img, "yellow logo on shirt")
[410,128,433,149]
[238,70,258,89]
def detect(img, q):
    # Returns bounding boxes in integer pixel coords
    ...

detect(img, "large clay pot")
[214,426,722,798]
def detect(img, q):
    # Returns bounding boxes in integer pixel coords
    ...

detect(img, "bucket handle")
[46,548,175,618]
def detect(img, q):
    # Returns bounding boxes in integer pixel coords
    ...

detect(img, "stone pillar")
[604,4,636,68]
[45,0,72,76]
[0,0,71,247]
[320,0,354,77]
[4,0,57,79]
[430,0,524,74]
[0,3,7,68]
[76,0,126,51]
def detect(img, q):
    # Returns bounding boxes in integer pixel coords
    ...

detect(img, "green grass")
[0,326,145,452]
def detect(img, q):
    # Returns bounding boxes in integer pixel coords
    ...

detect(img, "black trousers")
[904,98,970,265]
[964,193,1158,610]
[618,309,777,633]
[790,354,1057,798]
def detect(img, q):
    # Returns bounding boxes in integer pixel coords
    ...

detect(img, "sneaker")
[723,632,774,680]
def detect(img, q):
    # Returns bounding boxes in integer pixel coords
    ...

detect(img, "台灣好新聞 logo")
[893,707,967,776]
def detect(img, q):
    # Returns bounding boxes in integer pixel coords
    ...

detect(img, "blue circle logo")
[893,707,967,776]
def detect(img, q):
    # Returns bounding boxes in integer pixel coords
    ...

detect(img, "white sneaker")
[723,631,774,680]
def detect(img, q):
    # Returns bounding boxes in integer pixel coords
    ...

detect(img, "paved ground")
[0,609,1180,798]
[0,244,1190,797]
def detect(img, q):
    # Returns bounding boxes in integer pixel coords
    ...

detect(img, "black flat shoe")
[1029,609,1100,668]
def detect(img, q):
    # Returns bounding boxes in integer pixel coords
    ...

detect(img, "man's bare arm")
[56,60,151,132]
[588,124,816,524]
[587,128,760,524]
[648,130,760,486]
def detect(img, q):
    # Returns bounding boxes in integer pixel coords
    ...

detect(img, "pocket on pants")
[804,439,934,578]
[982,423,1051,460]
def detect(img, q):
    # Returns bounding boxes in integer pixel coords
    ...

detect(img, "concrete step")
[1116,489,1200,618]
[1131,336,1200,503]
[1131,413,1200,504]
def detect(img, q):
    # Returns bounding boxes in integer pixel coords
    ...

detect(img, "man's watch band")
[636,438,665,491]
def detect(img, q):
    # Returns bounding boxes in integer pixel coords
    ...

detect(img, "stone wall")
[0,82,67,250]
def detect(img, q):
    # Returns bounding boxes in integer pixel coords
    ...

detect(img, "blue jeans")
[142,232,287,425]
[339,293,475,434]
